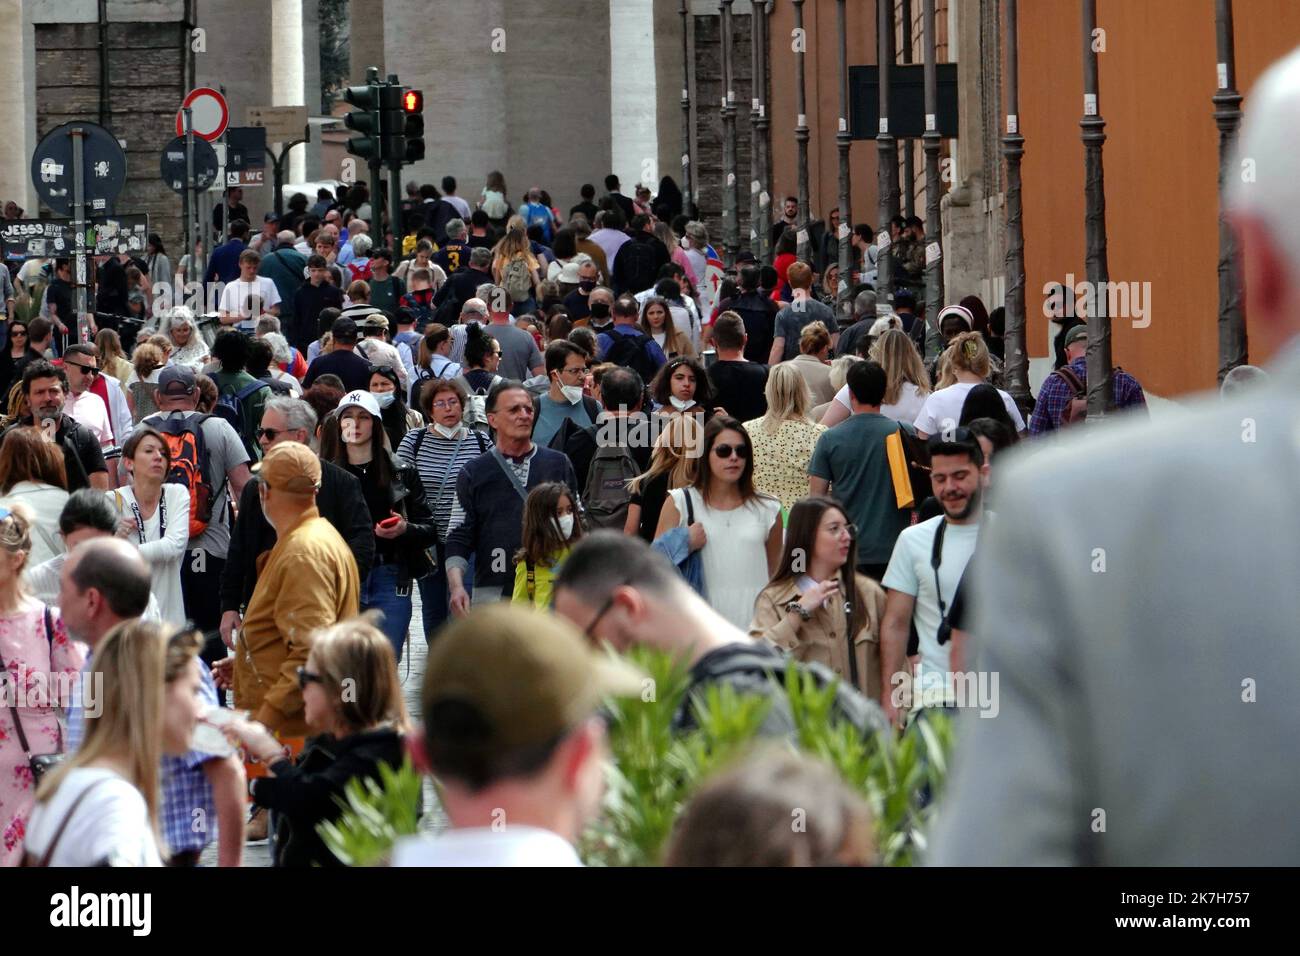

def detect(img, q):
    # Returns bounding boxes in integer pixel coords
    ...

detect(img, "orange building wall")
[1018,0,1300,396]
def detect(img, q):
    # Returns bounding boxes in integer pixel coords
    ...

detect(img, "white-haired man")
[931,44,1300,866]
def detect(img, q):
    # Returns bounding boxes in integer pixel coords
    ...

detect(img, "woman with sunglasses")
[655,416,782,631]
[0,320,33,399]
[0,505,84,866]
[650,356,713,420]
[749,496,887,700]
[319,391,437,660]
[24,621,204,867]
[219,617,411,867]
[109,427,190,626]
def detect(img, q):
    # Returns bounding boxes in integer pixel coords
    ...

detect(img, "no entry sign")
[176,87,230,142]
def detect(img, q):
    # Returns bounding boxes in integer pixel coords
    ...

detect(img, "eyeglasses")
[256,427,289,441]
[296,667,325,690]
[713,443,749,460]
[560,365,587,377]
[431,398,460,410]
[65,362,99,377]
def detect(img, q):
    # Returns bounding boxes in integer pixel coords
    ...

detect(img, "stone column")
[272,0,306,184]
[0,0,35,212]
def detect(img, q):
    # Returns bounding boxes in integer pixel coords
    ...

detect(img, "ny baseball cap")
[256,441,321,494]
[422,604,645,766]
[336,389,381,418]
[157,365,196,396]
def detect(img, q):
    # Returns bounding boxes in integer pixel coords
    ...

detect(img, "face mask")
[589,302,610,320]
[371,391,396,410]
[433,422,461,439]
[669,395,693,411]
[578,280,596,292]
[556,513,575,539]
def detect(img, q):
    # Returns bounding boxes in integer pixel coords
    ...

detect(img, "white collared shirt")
[390,825,582,867]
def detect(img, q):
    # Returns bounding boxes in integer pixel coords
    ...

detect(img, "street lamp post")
[755,1,772,261]
[1081,0,1113,419]
[876,0,897,310]
[836,0,853,314]
[1214,0,1246,382]
[1001,0,1029,407]
[721,0,740,266]
[680,0,694,217]
[793,0,811,263]
[750,4,763,258]
[922,0,944,323]
[901,0,915,219]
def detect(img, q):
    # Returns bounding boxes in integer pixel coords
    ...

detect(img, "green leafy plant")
[318,651,953,868]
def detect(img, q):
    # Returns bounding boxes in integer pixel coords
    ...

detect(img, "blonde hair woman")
[0,505,84,865]
[95,329,132,387]
[813,355,861,423]
[743,363,827,513]
[24,622,203,867]
[625,413,701,541]
[220,616,412,868]
[822,328,932,428]
[913,331,1025,439]
[491,216,542,314]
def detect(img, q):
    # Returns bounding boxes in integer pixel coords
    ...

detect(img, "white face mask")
[371,391,396,410]
[669,395,694,411]
[433,422,461,439]
[556,513,575,539]
[559,385,585,405]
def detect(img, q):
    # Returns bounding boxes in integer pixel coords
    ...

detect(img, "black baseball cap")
[331,316,358,343]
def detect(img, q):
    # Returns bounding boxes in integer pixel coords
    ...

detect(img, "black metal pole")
[793,0,811,263]
[1001,0,1029,406]
[901,0,915,220]
[755,1,772,261]
[183,107,195,284]
[1081,0,1112,419]
[680,0,694,217]
[71,128,90,345]
[750,5,763,259]
[922,0,944,322]
[720,0,740,267]
[836,0,853,314]
[1214,0,1246,382]
[876,0,897,311]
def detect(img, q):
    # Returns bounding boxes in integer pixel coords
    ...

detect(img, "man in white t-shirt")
[391,604,643,867]
[880,430,989,727]
[217,249,281,333]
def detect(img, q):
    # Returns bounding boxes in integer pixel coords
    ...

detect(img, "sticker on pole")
[1083,93,1098,117]
[176,87,230,142]
[1007,114,1019,134]
[925,242,942,265]
[30,122,127,217]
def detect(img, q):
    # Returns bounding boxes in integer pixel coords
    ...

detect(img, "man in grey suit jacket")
[930,44,1300,866]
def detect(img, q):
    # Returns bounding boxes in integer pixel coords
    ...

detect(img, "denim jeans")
[361,563,414,663]
[416,545,473,645]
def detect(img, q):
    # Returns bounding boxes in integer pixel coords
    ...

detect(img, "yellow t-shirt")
[510,549,569,608]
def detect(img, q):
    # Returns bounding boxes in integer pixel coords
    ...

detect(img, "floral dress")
[0,601,84,866]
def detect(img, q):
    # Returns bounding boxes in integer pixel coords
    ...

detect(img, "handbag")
[1,605,66,783]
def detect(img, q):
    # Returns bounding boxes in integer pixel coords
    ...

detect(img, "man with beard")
[879,430,989,728]
[0,360,108,491]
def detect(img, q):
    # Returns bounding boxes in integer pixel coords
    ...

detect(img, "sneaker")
[246,807,269,844]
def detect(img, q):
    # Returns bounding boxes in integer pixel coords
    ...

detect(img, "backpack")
[582,437,641,529]
[1054,366,1089,427]
[213,379,275,458]
[521,202,553,243]
[603,329,661,385]
[458,373,502,430]
[501,255,533,305]
[151,413,218,538]
[615,238,659,295]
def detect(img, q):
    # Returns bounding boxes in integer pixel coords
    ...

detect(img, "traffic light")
[378,83,405,163]
[343,82,381,161]
[402,89,425,163]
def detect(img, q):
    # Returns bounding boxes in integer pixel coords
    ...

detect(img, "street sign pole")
[71,127,89,345]
[184,106,195,284]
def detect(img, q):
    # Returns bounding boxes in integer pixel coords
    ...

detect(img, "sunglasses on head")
[713,443,749,460]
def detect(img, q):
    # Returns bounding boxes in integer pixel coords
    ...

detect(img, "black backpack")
[604,330,661,386]
[615,238,660,295]
[680,644,887,739]
[581,438,640,529]
[731,293,776,364]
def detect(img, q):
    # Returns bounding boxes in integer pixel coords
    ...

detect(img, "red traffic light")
[402,89,423,113]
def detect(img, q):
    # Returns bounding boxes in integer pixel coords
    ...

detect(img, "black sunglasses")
[256,426,288,441]
[65,362,99,377]
[713,443,749,460]
[10,328,26,337]
[369,364,397,376]
[296,667,325,690]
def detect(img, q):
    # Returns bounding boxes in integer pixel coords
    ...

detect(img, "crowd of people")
[0,152,1235,871]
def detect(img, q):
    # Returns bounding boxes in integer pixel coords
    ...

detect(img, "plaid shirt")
[1029,356,1147,435]
[68,654,221,857]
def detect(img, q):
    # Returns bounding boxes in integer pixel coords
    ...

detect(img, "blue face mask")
[371,391,396,410]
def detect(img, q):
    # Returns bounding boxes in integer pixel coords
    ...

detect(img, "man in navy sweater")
[446,380,580,612]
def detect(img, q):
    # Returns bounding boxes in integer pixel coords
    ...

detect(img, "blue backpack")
[521,202,553,243]
[213,378,288,458]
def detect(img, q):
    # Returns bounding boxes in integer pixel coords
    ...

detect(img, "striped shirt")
[396,425,490,538]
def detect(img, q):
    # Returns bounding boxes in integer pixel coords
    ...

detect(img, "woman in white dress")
[108,427,190,626]
[656,416,783,631]
[24,622,204,866]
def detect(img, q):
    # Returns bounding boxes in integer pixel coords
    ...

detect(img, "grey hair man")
[449,297,489,365]
[930,44,1300,865]
[220,396,373,647]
